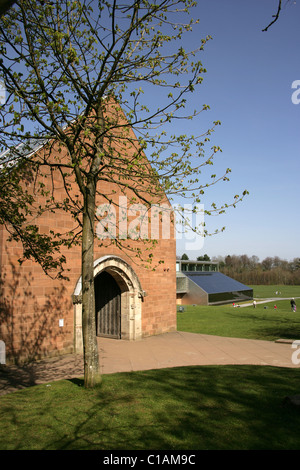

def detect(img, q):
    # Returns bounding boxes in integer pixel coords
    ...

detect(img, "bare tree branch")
[262,0,282,31]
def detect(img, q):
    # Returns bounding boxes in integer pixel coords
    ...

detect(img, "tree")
[0,0,247,387]
[197,254,210,261]
[262,0,295,32]
[0,147,69,278]
[225,255,232,267]
[0,0,15,16]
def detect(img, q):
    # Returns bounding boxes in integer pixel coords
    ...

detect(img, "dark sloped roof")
[185,272,252,294]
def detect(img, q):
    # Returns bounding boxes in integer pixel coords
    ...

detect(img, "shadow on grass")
[68,377,84,388]
[2,365,300,450]
[66,366,300,450]
[216,308,300,341]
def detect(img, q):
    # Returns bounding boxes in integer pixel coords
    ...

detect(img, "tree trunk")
[81,180,102,388]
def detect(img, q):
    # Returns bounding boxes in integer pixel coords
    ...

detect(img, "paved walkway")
[0,331,299,395]
[239,297,300,308]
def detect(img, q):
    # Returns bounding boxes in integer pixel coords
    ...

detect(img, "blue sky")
[2,1,298,263]
[174,0,300,262]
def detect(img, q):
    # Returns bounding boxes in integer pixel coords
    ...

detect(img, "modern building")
[176,260,253,305]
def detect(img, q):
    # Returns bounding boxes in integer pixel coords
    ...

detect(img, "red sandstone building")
[0,113,177,364]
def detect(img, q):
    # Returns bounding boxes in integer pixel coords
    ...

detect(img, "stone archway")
[72,255,145,353]
[95,270,122,339]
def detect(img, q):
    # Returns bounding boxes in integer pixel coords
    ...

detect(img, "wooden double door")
[94,271,121,339]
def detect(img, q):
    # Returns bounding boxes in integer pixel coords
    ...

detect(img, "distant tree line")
[177,253,300,285]
[215,255,300,286]
[178,253,212,262]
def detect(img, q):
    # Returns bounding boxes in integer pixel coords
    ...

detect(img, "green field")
[1,365,300,450]
[251,284,300,299]
[177,285,300,341]
[1,284,300,451]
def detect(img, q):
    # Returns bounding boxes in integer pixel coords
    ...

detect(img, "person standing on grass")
[291,298,297,312]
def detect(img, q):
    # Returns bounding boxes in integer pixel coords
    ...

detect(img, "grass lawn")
[1,365,300,450]
[250,285,300,299]
[177,285,300,341]
[1,284,300,451]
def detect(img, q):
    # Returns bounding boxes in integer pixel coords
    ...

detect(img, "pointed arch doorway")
[73,255,145,352]
[95,270,121,339]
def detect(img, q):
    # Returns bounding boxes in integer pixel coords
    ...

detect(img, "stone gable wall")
[0,140,176,363]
